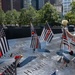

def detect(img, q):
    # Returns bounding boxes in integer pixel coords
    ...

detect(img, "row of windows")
[63,5,70,7]
[63,0,72,2]
[63,7,71,10]
[63,0,72,15]
[63,2,71,4]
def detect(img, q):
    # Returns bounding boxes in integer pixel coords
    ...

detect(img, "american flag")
[2,62,16,75]
[30,23,41,49]
[71,38,75,46]
[40,22,54,43]
[0,27,9,57]
[61,28,71,50]
[62,28,69,46]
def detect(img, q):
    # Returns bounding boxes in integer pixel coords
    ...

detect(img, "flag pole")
[14,55,23,75]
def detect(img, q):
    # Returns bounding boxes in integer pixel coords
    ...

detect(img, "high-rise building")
[62,0,72,15]
[31,0,39,10]
[23,0,31,8]
[31,0,37,9]
[44,0,50,3]
[2,0,11,12]
[1,0,23,12]
[55,0,73,15]
[50,0,56,5]
[44,0,56,5]
[13,0,22,11]
[0,0,2,9]
[38,0,44,9]
[54,0,62,13]
[31,0,44,10]
[55,0,62,5]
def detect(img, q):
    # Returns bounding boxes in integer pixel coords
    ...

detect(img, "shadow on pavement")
[38,49,50,53]
[56,49,75,56]
[18,56,37,67]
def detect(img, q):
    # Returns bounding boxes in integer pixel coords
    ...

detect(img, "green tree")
[5,9,19,25]
[26,6,36,25]
[11,9,20,25]
[38,2,59,24]
[0,9,5,25]
[70,2,75,13]
[33,10,41,25]
[65,2,75,25]
[19,8,27,25]
[19,6,36,26]
[65,12,75,25]
[5,10,13,24]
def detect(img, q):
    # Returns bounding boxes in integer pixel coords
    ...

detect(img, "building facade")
[38,0,44,9]
[62,0,72,15]
[50,0,56,5]
[31,0,44,10]
[54,0,62,13]
[31,0,39,10]
[1,0,22,12]
[2,0,11,12]
[1,0,74,13]
[0,0,2,9]
[13,0,22,11]
[44,0,56,5]
[23,0,31,8]
[31,0,56,10]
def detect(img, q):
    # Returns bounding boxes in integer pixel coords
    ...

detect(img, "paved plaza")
[0,33,75,75]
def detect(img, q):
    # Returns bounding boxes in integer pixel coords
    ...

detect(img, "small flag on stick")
[30,23,41,50]
[0,27,9,57]
[40,21,54,43]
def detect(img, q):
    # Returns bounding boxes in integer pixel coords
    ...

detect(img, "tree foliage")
[19,6,36,25]
[70,2,75,13]
[11,9,20,25]
[5,9,19,25]
[18,8,27,25]
[5,10,12,24]
[0,2,60,26]
[65,2,75,25]
[0,9,5,25]
[38,2,59,24]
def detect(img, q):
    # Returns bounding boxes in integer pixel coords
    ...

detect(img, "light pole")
[10,0,13,10]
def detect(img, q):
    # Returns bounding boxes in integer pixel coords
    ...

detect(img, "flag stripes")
[30,23,41,49]
[71,38,75,46]
[0,41,4,55]
[61,28,71,50]
[40,22,54,43]
[46,31,54,43]
[0,48,3,57]
[40,27,47,41]
[62,39,69,46]
[1,38,6,54]
[62,29,69,45]
[2,62,16,75]
[0,27,9,57]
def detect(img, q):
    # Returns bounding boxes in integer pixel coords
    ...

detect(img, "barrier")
[4,26,74,39]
